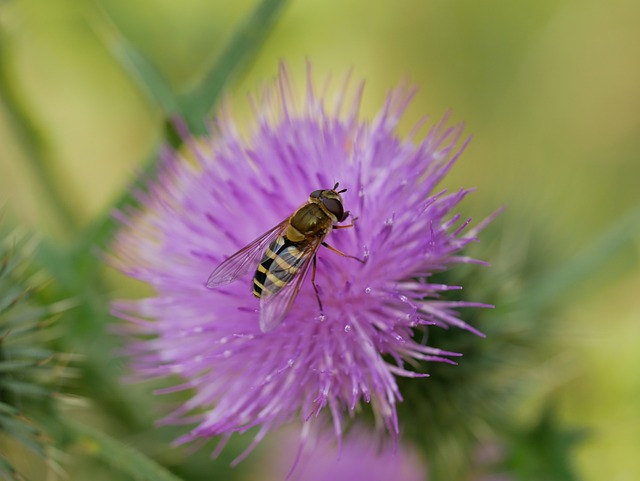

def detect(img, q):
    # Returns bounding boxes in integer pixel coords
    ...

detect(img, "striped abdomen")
[253,236,306,298]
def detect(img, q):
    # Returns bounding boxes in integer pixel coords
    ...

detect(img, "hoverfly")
[206,182,364,332]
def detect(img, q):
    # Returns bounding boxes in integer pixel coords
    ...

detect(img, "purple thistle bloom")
[261,426,427,481]
[112,64,493,462]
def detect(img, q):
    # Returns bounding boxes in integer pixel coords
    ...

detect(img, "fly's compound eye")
[322,198,344,221]
[310,189,323,199]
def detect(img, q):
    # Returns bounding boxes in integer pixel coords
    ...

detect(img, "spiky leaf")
[0,229,69,480]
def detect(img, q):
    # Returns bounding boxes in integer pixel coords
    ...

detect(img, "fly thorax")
[290,203,332,237]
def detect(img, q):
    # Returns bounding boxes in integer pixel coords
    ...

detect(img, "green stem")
[523,204,640,312]
[0,30,81,234]
[184,0,290,134]
[82,0,290,252]
[0,96,80,235]
[92,8,182,117]
[66,420,186,481]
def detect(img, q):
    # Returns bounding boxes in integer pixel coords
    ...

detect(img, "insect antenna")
[332,181,348,194]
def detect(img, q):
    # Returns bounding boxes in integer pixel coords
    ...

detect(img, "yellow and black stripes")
[253,237,305,298]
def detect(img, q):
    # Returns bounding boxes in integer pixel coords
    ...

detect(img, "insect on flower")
[206,182,365,332]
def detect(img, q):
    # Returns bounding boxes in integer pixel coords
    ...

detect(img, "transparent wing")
[259,239,323,333]
[206,220,289,288]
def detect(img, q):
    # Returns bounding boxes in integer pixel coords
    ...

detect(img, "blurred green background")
[1,0,639,479]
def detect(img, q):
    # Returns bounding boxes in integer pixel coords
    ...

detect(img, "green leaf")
[0,401,20,416]
[503,403,586,481]
[0,360,39,373]
[2,347,54,361]
[0,417,46,457]
[67,420,186,481]
[0,289,29,316]
[0,379,50,398]
[0,456,22,481]
[524,204,640,311]
[184,0,290,133]
[92,7,182,117]
[70,145,161,266]
[0,32,80,233]
[0,224,73,479]
[2,306,50,329]
[0,235,33,281]
[79,0,290,253]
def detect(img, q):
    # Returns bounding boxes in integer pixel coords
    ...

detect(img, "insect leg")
[333,216,358,229]
[311,254,324,314]
[321,242,366,263]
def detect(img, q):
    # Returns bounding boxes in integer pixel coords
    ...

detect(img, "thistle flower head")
[112,65,491,461]
[262,426,427,481]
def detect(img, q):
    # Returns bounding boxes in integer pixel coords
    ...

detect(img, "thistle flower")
[112,65,492,461]
[260,426,427,481]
